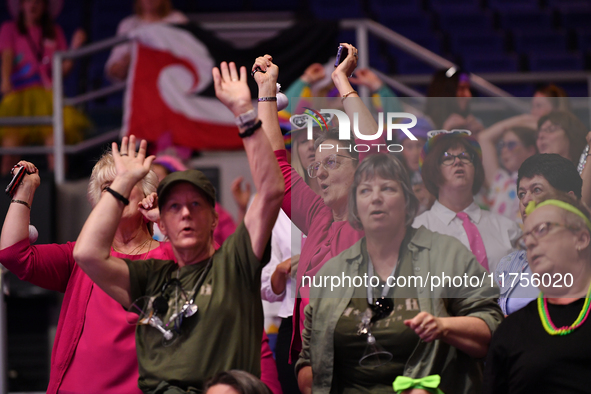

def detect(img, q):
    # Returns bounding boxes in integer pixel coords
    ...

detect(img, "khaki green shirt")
[125,222,270,393]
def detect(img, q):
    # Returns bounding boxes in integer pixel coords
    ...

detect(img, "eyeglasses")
[539,123,562,134]
[307,153,358,178]
[515,221,578,250]
[497,141,520,151]
[440,151,473,166]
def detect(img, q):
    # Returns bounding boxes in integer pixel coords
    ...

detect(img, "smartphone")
[5,165,26,197]
[334,45,348,67]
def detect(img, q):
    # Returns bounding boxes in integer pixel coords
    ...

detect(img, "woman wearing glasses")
[252,46,384,371]
[478,126,537,220]
[296,154,502,394]
[485,194,591,393]
[413,132,521,274]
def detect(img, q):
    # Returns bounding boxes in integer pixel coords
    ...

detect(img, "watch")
[235,109,257,128]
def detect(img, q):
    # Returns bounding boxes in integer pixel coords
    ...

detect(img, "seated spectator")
[296,154,502,394]
[536,110,587,166]
[413,131,521,273]
[105,0,188,81]
[496,154,582,315]
[531,83,570,116]
[73,61,284,392]
[205,370,272,394]
[478,126,537,221]
[424,67,484,135]
[485,194,591,393]
[0,0,89,174]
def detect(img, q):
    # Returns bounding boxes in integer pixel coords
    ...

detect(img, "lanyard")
[25,32,45,64]
[176,255,213,309]
[366,256,398,305]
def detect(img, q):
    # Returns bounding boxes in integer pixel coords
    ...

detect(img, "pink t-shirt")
[59,242,174,394]
[0,21,67,90]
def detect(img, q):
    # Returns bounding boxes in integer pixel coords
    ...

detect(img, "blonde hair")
[87,151,159,207]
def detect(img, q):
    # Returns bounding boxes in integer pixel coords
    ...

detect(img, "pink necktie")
[456,211,489,272]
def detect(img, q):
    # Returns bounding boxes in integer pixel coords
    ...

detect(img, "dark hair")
[537,110,587,165]
[313,127,359,161]
[535,84,570,111]
[348,154,419,229]
[517,153,582,199]
[504,126,537,149]
[205,370,272,394]
[420,135,485,198]
[424,68,470,128]
[17,0,56,39]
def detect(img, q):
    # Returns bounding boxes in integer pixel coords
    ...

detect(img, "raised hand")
[301,63,325,85]
[252,55,279,88]
[138,192,160,223]
[231,176,251,213]
[15,160,40,190]
[111,135,155,185]
[70,28,87,50]
[212,62,253,117]
[332,43,358,82]
[349,68,383,92]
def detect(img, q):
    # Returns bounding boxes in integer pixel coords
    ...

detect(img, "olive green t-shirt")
[125,222,271,393]
[332,233,420,394]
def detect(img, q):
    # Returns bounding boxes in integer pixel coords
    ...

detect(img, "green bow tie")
[393,375,444,394]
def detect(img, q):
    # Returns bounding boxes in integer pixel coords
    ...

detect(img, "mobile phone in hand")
[5,165,26,197]
[334,45,348,67]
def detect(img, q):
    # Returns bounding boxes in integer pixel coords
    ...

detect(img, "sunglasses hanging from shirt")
[127,257,213,346]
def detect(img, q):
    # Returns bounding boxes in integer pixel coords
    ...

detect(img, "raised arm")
[212,62,284,260]
[332,43,379,138]
[73,136,155,308]
[0,161,38,249]
[478,113,538,187]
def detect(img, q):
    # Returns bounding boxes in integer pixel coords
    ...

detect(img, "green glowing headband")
[525,199,591,232]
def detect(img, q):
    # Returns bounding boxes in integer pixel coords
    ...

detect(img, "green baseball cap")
[157,169,216,209]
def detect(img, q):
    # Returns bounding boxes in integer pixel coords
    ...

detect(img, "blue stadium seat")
[449,31,506,56]
[310,0,365,20]
[496,83,535,97]
[369,0,423,17]
[513,31,568,54]
[498,9,554,32]
[463,54,520,73]
[377,13,434,39]
[548,0,591,11]
[488,0,539,12]
[430,0,481,14]
[438,10,495,34]
[250,0,300,12]
[396,55,438,75]
[559,9,591,30]
[576,28,591,51]
[528,52,584,71]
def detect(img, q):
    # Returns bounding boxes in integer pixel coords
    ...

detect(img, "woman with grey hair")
[296,154,503,394]
[0,157,173,394]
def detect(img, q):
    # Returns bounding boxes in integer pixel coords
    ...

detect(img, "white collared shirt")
[412,200,522,273]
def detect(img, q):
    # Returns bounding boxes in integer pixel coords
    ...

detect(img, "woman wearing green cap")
[485,193,591,393]
[73,61,285,393]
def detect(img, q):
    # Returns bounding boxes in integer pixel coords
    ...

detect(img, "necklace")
[537,282,591,336]
[112,237,152,256]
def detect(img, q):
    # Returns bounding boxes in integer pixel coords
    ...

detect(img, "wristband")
[105,187,130,205]
[258,97,277,102]
[239,119,262,139]
[11,199,30,209]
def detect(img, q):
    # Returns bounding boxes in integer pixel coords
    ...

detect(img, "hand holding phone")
[334,45,349,68]
[5,165,27,197]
